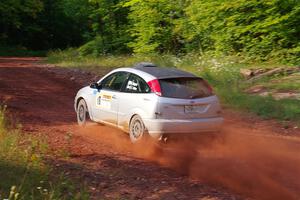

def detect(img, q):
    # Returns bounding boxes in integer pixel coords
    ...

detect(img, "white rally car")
[74,63,223,143]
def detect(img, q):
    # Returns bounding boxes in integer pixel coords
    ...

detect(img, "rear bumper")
[143,117,223,138]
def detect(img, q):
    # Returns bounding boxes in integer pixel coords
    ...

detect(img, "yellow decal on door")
[102,94,112,100]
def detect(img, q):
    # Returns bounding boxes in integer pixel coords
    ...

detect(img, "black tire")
[129,115,146,143]
[77,99,88,126]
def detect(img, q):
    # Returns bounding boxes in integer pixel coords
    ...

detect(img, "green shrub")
[0,106,89,199]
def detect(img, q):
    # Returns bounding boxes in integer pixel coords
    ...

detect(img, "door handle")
[143,98,150,101]
[112,95,117,99]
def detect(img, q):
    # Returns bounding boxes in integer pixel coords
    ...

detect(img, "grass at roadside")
[0,106,89,200]
[219,90,300,120]
[257,73,300,92]
[47,49,300,122]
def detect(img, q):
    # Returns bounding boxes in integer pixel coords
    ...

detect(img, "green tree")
[185,0,300,58]
[123,0,187,54]
[34,0,92,49]
[79,0,131,55]
[1,0,299,62]
[0,0,43,46]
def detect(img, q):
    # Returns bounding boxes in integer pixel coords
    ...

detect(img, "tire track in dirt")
[1,57,300,200]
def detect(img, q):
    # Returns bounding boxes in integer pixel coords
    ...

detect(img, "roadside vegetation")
[1,0,300,63]
[48,50,300,122]
[0,106,89,199]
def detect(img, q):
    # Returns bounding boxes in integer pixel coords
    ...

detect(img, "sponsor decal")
[96,92,112,109]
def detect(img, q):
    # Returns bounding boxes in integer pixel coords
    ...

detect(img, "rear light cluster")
[202,79,214,94]
[147,79,162,96]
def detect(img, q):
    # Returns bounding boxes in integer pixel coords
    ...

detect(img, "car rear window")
[159,77,213,99]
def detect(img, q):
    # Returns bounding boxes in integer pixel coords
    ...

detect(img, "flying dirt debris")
[0,57,300,200]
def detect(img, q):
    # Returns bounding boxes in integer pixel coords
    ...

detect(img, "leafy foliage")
[122,0,300,61]
[122,0,187,54]
[0,0,43,47]
[1,0,300,63]
[184,0,300,59]
[79,0,131,55]
[0,0,91,50]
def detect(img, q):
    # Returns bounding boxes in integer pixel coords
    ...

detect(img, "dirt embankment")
[0,57,300,200]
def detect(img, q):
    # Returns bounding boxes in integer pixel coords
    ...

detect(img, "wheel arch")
[76,97,84,111]
[128,112,148,132]
[129,114,137,126]
[76,97,92,120]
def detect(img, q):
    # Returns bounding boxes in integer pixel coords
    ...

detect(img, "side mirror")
[90,82,101,90]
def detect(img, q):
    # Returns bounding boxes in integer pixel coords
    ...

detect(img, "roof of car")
[133,62,197,79]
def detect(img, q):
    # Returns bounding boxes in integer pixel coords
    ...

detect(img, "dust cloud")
[151,131,300,200]
[78,124,300,200]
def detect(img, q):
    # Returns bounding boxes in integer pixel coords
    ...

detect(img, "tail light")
[202,79,214,94]
[147,79,162,96]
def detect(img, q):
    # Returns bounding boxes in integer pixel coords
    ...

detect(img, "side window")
[124,74,151,93]
[101,72,128,91]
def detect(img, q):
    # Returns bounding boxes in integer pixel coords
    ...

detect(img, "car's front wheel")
[77,99,88,126]
[129,115,146,143]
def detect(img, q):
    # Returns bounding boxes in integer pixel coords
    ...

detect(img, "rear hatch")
[156,77,221,119]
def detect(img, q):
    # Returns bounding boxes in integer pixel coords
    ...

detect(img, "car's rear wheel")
[77,99,88,126]
[129,115,146,143]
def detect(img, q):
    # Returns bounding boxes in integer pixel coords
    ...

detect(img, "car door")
[93,71,129,125]
[118,73,157,131]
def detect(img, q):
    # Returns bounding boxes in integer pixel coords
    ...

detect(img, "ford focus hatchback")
[74,62,223,143]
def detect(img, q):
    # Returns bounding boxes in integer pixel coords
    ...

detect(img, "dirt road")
[0,57,300,200]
